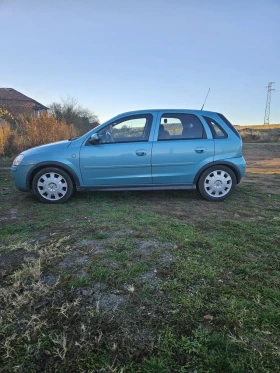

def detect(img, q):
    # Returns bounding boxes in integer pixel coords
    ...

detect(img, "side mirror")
[89,133,100,144]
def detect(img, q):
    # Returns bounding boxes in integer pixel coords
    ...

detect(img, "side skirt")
[77,184,196,192]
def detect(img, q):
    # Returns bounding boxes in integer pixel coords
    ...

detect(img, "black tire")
[32,167,74,204]
[198,165,236,201]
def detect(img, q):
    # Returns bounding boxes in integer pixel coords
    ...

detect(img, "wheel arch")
[194,161,241,186]
[27,161,80,190]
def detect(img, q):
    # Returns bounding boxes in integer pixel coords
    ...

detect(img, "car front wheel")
[32,167,74,204]
[198,166,236,201]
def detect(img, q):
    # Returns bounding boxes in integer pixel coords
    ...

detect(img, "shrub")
[239,128,280,142]
[15,113,77,152]
[0,112,77,156]
[0,121,14,156]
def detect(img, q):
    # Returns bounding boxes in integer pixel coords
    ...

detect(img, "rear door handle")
[195,148,206,154]
[136,150,147,156]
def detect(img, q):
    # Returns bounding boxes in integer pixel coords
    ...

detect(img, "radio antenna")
[201,88,210,110]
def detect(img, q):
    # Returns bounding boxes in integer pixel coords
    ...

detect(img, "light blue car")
[11,109,246,203]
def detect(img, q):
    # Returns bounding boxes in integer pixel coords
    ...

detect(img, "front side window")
[158,113,206,140]
[98,114,153,143]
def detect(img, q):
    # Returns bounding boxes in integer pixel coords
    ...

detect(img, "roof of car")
[118,109,219,116]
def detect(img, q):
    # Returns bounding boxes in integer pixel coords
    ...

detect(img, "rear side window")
[217,113,241,139]
[203,116,228,139]
[158,113,206,140]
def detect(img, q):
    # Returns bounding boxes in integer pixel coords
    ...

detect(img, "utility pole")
[264,82,275,125]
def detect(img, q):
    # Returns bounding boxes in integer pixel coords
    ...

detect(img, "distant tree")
[49,97,99,135]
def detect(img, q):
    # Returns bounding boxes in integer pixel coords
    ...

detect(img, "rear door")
[151,111,214,184]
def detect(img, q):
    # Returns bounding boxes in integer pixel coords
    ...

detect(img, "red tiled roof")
[0,88,49,109]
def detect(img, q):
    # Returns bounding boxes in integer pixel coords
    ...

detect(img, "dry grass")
[236,124,280,143]
[0,237,74,362]
[0,121,13,155]
[236,124,280,130]
[0,113,77,156]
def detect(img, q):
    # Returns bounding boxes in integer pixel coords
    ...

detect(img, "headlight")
[13,154,24,166]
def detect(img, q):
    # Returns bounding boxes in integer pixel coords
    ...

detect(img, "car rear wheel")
[32,167,74,204]
[198,166,236,201]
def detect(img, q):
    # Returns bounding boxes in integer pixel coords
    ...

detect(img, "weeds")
[237,125,280,142]
[0,113,77,156]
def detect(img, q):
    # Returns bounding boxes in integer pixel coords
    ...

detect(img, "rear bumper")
[228,156,246,183]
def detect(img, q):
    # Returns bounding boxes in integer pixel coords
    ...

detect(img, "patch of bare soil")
[134,240,174,256]
[242,173,280,194]
[55,238,177,313]
[77,285,126,313]
[0,249,38,279]
[244,143,280,175]
[57,242,111,275]
[242,143,280,194]
[0,208,21,225]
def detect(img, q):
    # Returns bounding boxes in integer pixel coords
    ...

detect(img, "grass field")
[236,124,280,143]
[0,143,280,373]
[237,124,280,130]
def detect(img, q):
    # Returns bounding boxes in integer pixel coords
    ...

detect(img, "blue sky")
[0,0,279,125]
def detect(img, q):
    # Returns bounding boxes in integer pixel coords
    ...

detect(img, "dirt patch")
[242,173,280,194]
[156,251,175,265]
[134,240,174,256]
[0,249,38,278]
[0,207,21,224]
[58,250,89,269]
[97,293,126,312]
[133,240,177,270]
[244,143,280,176]
[244,147,280,193]
[139,271,159,288]
[77,283,126,313]
[101,260,123,269]
[58,242,110,271]
[103,229,134,238]
[77,282,108,297]
[140,271,157,282]
[78,239,109,253]
[42,273,59,285]
[124,326,154,344]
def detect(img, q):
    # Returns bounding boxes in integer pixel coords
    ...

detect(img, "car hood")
[21,140,71,156]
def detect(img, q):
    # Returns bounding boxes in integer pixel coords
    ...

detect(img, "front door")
[152,112,214,184]
[80,113,155,186]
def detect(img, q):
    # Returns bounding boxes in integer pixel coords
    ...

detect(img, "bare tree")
[49,97,99,134]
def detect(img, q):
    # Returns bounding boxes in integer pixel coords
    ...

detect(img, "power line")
[264,82,275,125]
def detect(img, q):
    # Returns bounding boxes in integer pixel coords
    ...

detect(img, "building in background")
[0,88,49,117]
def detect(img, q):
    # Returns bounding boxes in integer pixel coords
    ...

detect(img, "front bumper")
[10,165,33,191]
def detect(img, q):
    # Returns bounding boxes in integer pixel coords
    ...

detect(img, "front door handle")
[195,148,206,154]
[136,150,147,156]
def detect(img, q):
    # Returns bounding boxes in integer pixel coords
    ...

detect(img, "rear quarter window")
[217,113,241,139]
[203,116,228,139]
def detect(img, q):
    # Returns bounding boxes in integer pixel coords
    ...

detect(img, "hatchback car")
[11,109,246,203]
